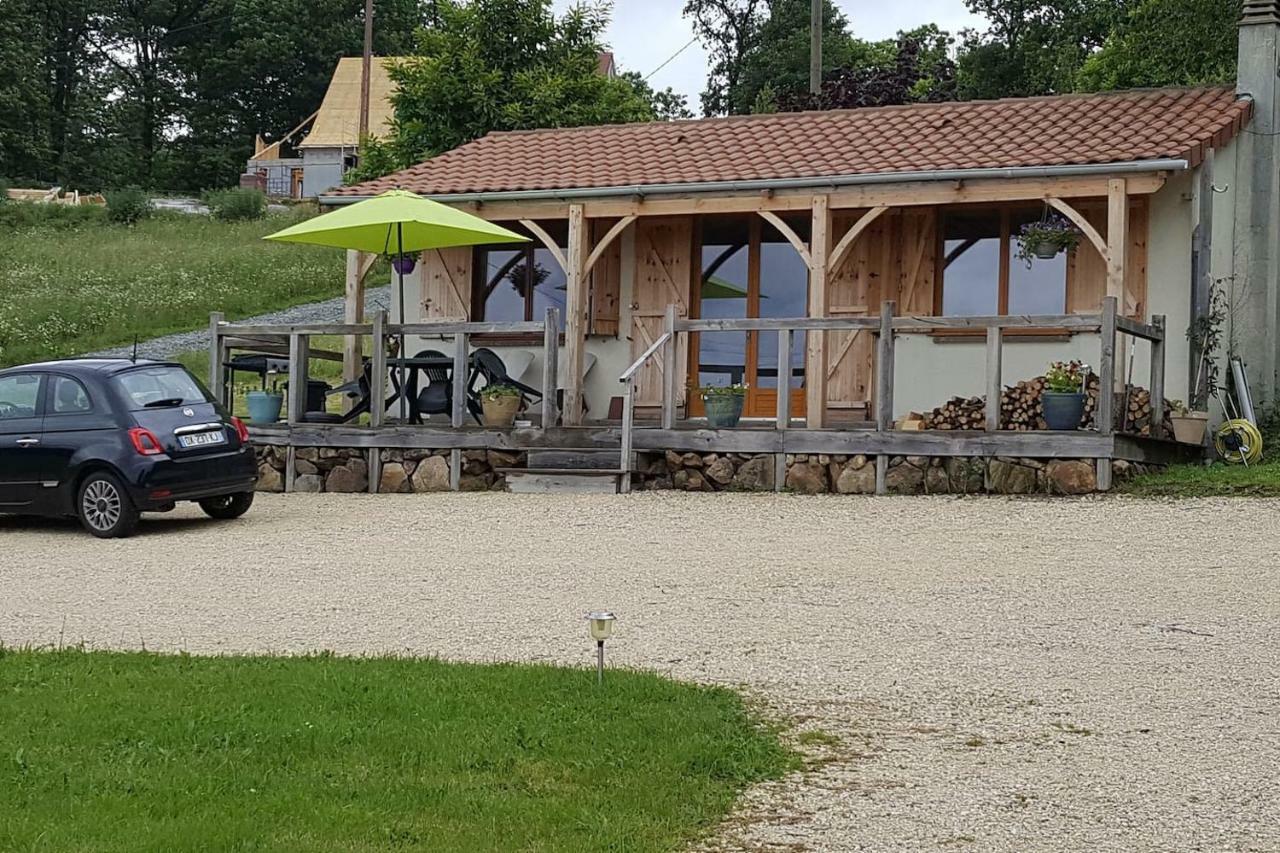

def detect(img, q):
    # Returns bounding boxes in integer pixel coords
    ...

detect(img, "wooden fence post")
[451,332,469,429]
[1096,296,1118,491]
[287,333,309,424]
[1149,314,1166,440]
[986,326,1002,432]
[208,312,225,407]
[370,310,387,429]
[619,382,634,494]
[542,308,559,428]
[775,328,792,491]
[874,300,896,496]
[661,304,678,430]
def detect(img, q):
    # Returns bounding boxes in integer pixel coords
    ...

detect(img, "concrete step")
[503,469,622,495]
[525,449,628,470]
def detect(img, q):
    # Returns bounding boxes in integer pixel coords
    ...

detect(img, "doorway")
[690,216,808,420]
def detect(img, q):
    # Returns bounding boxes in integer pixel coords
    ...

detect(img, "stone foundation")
[254,446,526,493]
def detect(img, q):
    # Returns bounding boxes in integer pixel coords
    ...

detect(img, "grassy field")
[1119,460,1280,497]
[0,206,346,368]
[0,649,793,853]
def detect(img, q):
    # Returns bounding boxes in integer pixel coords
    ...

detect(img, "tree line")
[0,0,1242,194]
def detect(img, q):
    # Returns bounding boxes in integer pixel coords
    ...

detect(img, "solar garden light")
[587,611,616,685]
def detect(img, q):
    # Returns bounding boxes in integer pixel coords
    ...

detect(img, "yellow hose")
[1214,419,1263,464]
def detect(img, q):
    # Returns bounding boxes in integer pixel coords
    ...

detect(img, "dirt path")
[2,492,1276,851]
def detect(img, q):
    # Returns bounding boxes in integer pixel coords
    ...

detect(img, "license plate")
[178,430,226,449]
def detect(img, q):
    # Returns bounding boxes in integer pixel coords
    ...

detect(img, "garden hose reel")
[1214,418,1263,465]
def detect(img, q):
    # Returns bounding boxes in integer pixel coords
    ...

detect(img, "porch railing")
[617,296,1165,492]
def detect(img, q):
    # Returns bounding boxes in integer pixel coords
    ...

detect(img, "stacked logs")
[923,373,1174,436]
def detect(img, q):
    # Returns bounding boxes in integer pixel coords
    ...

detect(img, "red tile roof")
[331,86,1252,199]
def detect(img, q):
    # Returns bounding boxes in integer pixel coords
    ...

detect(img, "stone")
[704,457,735,485]
[462,450,488,463]
[379,449,401,462]
[379,462,412,494]
[326,460,368,493]
[905,455,929,468]
[487,449,522,469]
[673,469,705,491]
[680,452,704,468]
[295,447,319,462]
[665,450,684,469]
[459,474,492,491]
[1047,460,1098,495]
[924,465,950,495]
[703,453,718,464]
[319,448,341,459]
[463,456,489,475]
[989,459,1037,494]
[292,473,323,493]
[785,462,828,494]
[403,449,431,461]
[834,461,875,494]
[946,457,986,494]
[294,459,319,475]
[256,464,283,493]
[817,454,831,465]
[646,475,674,490]
[1019,457,1047,470]
[847,454,868,470]
[730,456,774,491]
[885,462,925,495]
[1111,459,1133,479]
[931,457,945,467]
[411,455,450,492]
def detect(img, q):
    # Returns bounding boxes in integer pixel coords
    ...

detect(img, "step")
[525,449,627,470]
[503,469,622,495]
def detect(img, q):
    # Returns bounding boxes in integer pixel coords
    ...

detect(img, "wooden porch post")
[806,194,830,427]
[563,204,589,425]
[370,309,387,429]
[343,250,374,395]
[1097,296,1118,491]
[1107,179,1129,392]
[208,312,225,407]
[287,333,310,425]
[1149,314,1167,440]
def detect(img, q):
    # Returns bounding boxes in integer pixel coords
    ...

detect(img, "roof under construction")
[299,57,401,149]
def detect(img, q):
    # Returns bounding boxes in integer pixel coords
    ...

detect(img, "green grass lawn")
[0,207,347,368]
[1119,460,1280,497]
[0,649,793,853]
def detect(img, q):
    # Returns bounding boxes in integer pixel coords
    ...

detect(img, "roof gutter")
[320,158,1189,206]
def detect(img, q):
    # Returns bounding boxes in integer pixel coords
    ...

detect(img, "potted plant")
[1016,215,1082,265]
[246,376,283,424]
[699,383,747,428]
[1168,400,1209,445]
[480,383,522,427]
[1042,360,1086,430]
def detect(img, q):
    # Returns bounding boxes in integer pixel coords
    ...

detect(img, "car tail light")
[128,427,164,456]
[231,417,250,444]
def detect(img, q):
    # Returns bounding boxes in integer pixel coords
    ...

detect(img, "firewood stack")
[922,372,1175,436]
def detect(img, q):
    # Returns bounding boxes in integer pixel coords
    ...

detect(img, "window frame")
[470,243,568,345]
[0,372,45,422]
[932,204,1071,339]
[46,373,95,417]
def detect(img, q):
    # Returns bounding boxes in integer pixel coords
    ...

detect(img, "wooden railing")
[209,308,561,430]
[617,296,1165,492]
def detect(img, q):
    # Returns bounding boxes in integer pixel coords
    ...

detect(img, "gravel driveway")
[2,493,1276,852]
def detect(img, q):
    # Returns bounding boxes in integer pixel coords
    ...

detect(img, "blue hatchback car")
[0,359,258,537]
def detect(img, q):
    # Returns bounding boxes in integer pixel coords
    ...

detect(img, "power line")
[644,35,699,82]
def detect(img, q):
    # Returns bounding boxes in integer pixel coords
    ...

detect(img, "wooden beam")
[541,307,559,428]
[776,329,792,429]
[875,300,896,431]
[758,210,813,269]
[343,250,374,394]
[518,218,569,272]
[582,215,635,277]
[562,204,589,425]
[447,174,1168,221]
[208,312,225,406]
[805,195,830,427]
[370,310,387,429]
[1046,197,1108,260]
[1115,316,1164,341]
[451,332,468,428]
[1149,314,1167,440]
[1106,178,1128,301]
[287,333,309,424]
[986,326,1002,433]
[661,304,679,430]
[828,205,889,274]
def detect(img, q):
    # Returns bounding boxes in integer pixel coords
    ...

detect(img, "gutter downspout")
[319,158,1189,206]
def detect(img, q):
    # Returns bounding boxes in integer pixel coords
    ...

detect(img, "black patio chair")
[407,349,452,424]
[469,348,543,422]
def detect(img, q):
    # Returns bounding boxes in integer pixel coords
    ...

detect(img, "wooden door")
[631,217,692,406]
[825,211,886,413]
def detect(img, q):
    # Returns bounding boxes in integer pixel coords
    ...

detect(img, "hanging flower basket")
[1016,215,1082,266]
[391,253,417,275]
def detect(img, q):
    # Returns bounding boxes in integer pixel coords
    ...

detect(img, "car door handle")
[15,438,39,447]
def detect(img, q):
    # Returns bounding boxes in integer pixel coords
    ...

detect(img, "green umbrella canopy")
[263,189,528,254]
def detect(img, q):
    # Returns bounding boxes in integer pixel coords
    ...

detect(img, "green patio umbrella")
[264,189,528,420]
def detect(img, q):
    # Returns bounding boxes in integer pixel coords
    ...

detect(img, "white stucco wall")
[301,148,349,198]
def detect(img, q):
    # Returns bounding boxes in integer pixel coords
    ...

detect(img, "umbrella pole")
[397,222,407,424]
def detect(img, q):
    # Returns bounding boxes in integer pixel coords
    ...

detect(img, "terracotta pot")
[1170,411,1209,445]
[481,393,521,427]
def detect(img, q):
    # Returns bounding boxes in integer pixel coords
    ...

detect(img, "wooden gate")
[631,217,692,406]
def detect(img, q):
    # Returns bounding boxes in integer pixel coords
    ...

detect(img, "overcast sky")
[551,1,986,109]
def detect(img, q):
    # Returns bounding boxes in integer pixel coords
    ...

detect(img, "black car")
[0,359,258,537]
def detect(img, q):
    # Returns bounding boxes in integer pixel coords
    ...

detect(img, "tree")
[351,0,657,181]
[955,0,1129,99]
[683,0,766,115]
[1075,0,1240,91]
[776,26,958,111]
[620,71,694,121]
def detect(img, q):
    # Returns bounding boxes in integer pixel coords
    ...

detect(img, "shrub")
[204,188,267,222]
[0,178,10,203]
[0,201,104,230]
[104,187,151,224]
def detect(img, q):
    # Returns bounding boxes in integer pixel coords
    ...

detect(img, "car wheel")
[77,471,140,538]
[198,491,254,520]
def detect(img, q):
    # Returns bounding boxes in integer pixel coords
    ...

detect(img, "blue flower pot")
[703,393,745,428]
[246,391,284,424]
[1042,391,1085,430]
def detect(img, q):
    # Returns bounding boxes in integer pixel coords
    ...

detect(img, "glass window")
[475,246,567,330]
[757,227,808,390]
[1008,211,1068,314]
[942,211,1001,316]
[0,374,40,420]
[50,376,92,413]
[697,220,749,388]
[115,366,209,410]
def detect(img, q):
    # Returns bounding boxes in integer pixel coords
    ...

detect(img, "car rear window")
[115,366,211,410]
